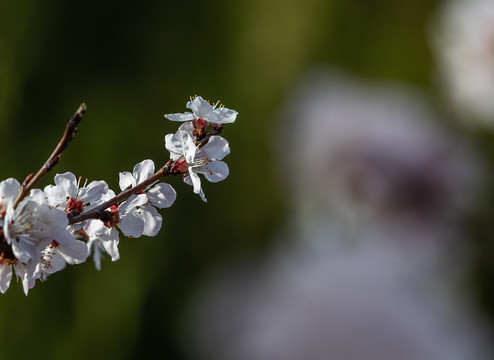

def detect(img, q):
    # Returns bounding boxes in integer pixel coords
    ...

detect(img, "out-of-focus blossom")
[278,70,479,233]
[186,229,493,360]
[432,0,494,125]
[184,71,492,360]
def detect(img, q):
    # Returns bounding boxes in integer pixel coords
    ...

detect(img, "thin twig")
[68,161,174,225]
[13,104,87,209]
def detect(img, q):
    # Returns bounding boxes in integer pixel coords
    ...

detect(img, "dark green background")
[4,1,493,359]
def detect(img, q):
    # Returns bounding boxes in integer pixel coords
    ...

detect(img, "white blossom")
[119,159,176,209]
[165,130,230,202]
[118,159,176,236]
[432,0,494,125]
[85,219,120,271]
[0,180,88,294]
[165,96,237,125]
[44,172,109,221]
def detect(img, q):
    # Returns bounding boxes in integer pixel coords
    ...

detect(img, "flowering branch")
[0,95,237,295]
[12,103,86,209]
[68,160,174,225]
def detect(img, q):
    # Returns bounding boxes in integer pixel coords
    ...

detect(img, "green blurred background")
[3,0,489,359]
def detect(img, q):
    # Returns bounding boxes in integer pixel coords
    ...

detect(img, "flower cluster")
[165,96,235,202]
[0,96,237,295]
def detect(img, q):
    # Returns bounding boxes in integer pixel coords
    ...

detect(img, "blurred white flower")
[432,0,494,125]
[187,229,492,360]
[184,71,491,360]
[278,70,479,233]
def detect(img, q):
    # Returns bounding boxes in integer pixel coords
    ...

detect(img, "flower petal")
[165,130,194,160]
[0,178,20,201]
[119,211,145,238]
[199,188,207,202]
[189,169,202,195]
[44,173,78,206]
[90,242,103,271]
[44,184,68,207]
[41,251,67,275]
[165,134,183,160]
[165,112,195,122]
[0,264,12,294]
[201,135,230,160]
[119,172,136,191]
[140,205,162,237]
[178,121,194,134]
[147,183,177,208]
[208,107,238,124]
[183,174,192,186]
[185,140,199,164]
[119,194,148,213]
[54,172,78,197]
[133,159,155,184]
[188,171,207,202]
[78,180,109,207]
[14,261,37,296]
[187,96,214,118]
[102,228,120,261]
[197,161,230,183]
[57,237,89,265]
[13,263,28,295]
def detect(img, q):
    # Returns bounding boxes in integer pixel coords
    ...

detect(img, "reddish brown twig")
[13,104,87,209]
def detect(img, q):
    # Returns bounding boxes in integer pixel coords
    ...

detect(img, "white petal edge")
[165,112,195,122]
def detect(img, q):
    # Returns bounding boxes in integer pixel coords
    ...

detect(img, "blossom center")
[101,204,120,228]
[66,197,84,216]
[5,206,42,247]
[191,157,211,168]
[192,118,208,139]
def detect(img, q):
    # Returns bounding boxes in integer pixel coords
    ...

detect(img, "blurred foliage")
[8,0,492,359]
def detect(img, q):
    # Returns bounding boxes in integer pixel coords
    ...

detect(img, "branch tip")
[77,103,87,116]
